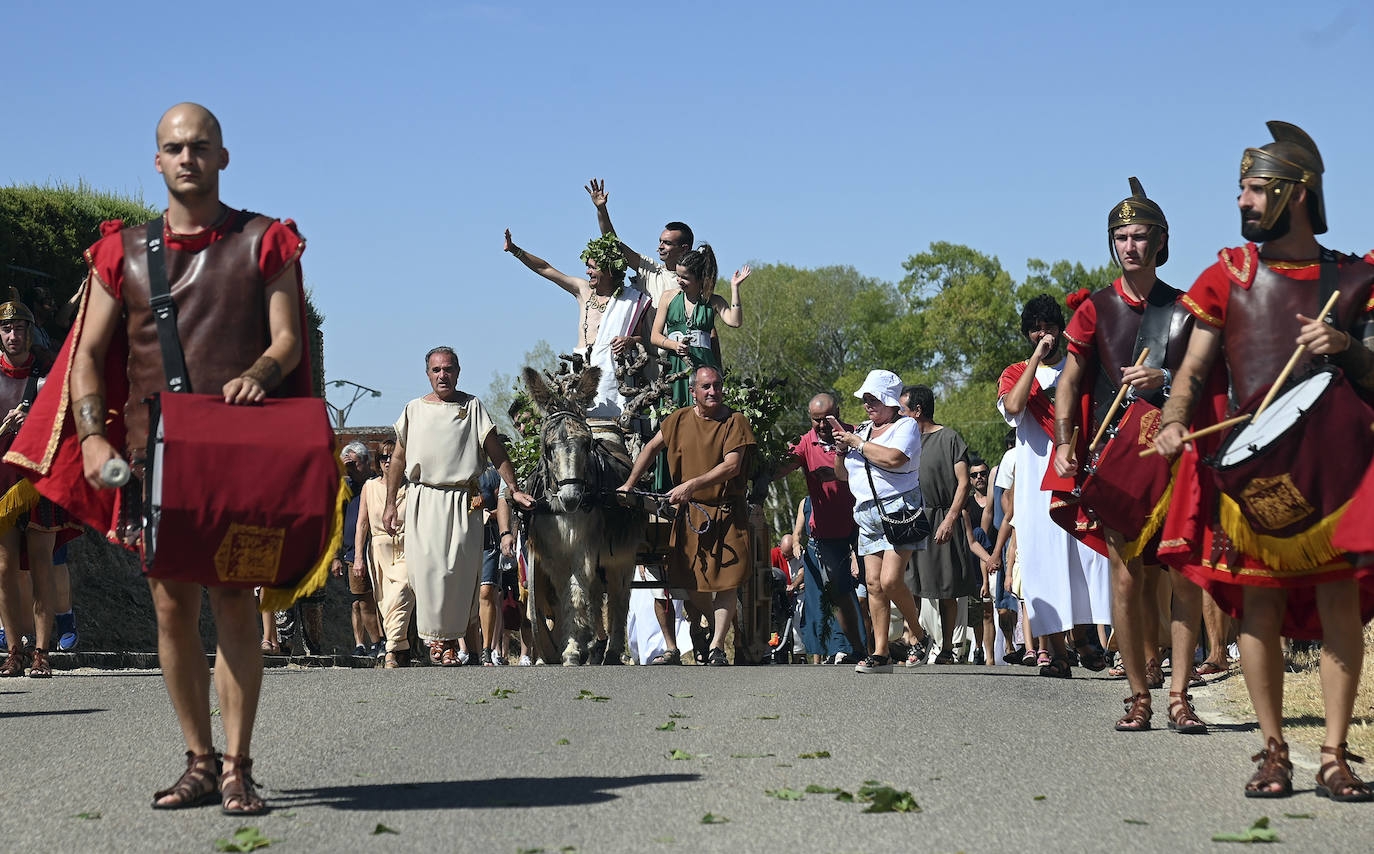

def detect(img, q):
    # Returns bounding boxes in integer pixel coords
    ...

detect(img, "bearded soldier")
[1051,180,1206,734]
[1155,121,1374,801]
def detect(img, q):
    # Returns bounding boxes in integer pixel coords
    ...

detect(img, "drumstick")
[1253,289,1342,417]
[1088,348,1150,454]
[1137,413,1252,458]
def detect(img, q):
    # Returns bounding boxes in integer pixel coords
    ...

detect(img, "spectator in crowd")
[478,462,519,665]
[650,245,750,407]
[902,385,988,664]
[383,346,532,666]
[619,365,757,666]
[355,439,414,669]
[335,441,382,658]
[829,369,926,674]
[966,455,996,664]
[773,392,867,663]
[998,295,1111,678]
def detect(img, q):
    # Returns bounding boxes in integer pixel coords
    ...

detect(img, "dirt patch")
[67,528,359,654]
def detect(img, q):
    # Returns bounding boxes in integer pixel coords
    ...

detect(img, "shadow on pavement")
[0,707,107,719]
[272,773,701,811]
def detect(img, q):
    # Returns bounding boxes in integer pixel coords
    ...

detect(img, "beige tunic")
[662,406,756,592]
[362,476,413,651]
[394,392,495,641]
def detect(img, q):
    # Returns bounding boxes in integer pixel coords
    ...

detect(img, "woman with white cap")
[830,370,926,673]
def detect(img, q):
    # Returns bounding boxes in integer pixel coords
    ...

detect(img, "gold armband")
[240,356,283,391]
[73,393,107,442]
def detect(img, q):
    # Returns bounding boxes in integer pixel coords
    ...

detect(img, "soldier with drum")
[1154,121,1374,801]
[1051,179,1207,734]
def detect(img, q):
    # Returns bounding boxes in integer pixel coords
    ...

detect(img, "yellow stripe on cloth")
[1119,460,1179,563]
[258,462,350,613]
[0,479,41,537]
[1218,492,1350,572]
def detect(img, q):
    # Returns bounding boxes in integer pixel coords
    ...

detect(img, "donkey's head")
[523,364,602,512]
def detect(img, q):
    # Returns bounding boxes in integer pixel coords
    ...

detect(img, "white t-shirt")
[994,447,1016,490]
[843,416,921,505]
[634,257,678,307]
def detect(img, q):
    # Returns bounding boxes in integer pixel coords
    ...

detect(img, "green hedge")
[1,182,325,396]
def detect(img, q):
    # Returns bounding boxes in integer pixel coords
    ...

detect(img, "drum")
[1209,366,1374,569]
[1078,398,1174,543]
[142,392,343,591]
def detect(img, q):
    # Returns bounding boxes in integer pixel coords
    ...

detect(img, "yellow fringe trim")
[0,479,41,537]
[259,463,349,613]
[1217,492,1350,572]
[1119,460,1179,562]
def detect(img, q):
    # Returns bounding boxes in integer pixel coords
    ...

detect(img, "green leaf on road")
[1211,817,1279,843]
[372,823,399,835]
[576,689,610,702]
[669,693,693,698]
[72,811,101,820]
[729,753,775,759]
[798,751,831,759]
[765,787,806,800]
[556,738,570,745]
[1033,795,1046,801]
[756,715,780,720]
[857,783,920,814]
[1124,819,1148,825]
[656,721,676,731]
[492,687,517,699]
[668,713,688,718]
[699,813,729,824]
[214,827,275,852]
[805,785,842,794]
[1284,813,1314,820]
[211,707,221,716]
[667,749,702,760]
[467,698,489,705]
[833,790,855,803]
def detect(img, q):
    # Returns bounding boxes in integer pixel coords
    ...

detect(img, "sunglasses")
[970,471,989,477]
[377,454,392,462]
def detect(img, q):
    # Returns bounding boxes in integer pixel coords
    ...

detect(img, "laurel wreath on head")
[580,233,627,297]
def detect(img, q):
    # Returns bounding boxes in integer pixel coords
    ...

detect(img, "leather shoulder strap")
[145,217,192,393]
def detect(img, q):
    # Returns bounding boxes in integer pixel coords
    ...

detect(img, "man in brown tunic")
[620,365,755,666]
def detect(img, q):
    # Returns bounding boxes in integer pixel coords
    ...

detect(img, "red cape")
[997,360,1057,439]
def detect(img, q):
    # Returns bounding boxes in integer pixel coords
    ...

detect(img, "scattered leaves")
[730,753,775,759]
[1124,819,1148,826]
[372,823,399,835]
[656,721,676,731]
[491,687,517,699]
[214,827,275,852]
[1284,813,1314,820]
[71,811,101,820]
[805,785,842,794]
[667,749,703,760]
[556,738,570,745]
[576,689,610,702]
[1212,817,1279,843]
[798,751,831,759]
[669,693,693,698]
[856,783,920,814]
[765,787,806,801]
[699,813,729,825]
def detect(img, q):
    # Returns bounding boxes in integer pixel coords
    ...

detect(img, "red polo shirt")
[787,427,858,539]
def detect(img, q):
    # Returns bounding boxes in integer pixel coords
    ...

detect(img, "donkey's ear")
[523,367,556,415]
[570,365,602,410]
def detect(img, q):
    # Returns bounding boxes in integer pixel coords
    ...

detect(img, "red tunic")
[1159,245,1374,638]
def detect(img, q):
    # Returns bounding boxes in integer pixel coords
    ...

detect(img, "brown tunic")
[118,212,275,457]
[661,406,756,592]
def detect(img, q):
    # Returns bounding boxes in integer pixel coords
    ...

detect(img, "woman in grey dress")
[901,386,990,663]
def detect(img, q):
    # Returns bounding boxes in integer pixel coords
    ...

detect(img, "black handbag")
[860,425,931,548]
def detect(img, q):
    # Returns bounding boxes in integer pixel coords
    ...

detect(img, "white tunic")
[997,360,1111,636]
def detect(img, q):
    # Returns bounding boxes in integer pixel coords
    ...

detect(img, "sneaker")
[352,644,367,657]
[493,651,508,666]
[55,612,78,651]
[456,650,471,666]
[0,626,6,649]
[372,641,386,659]
[517,655,533,666]
[855,654,893,674]
[480,648,494,666]
[833,651,856,665]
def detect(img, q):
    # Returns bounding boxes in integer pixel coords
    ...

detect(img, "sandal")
[1316,743,1374,802]
[1038,657,1072,679]
[440,646,460,667]
[1144,658,1165,690]
[0,647,24,677]
[427,641,445,666]
[384,650,409,669]
[1075,642,1108,672]
[220,754,268,815]
[152,750,222,809]
[1115,692,1152,732]
[27,648,51,678]
[707,647,729,667]
[1035,649,1052,667]
[1021,649,1037,667]
[1194,661,1227,676]
[933,650,957,665]
[1003,645,1026,665]
[1167,691,1207,734]
[1244,737,1293,798]
[259,640,282,655]
[647,649,681,666]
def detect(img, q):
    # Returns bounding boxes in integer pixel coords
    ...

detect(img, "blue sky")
[5,1,1371,426]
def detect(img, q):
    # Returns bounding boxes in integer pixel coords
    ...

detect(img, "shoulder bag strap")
[860,424,896,522]
[145,217,192,394]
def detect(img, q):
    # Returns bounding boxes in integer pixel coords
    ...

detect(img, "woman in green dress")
[650,244,750,406]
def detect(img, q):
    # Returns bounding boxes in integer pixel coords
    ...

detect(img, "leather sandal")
[0,647,25,677]
[1316,743,1374,802]
[440,645,460,667]
[27,648,51,678]
[647,649,681,666]
[1115,692,1152,732]
[220,754,268,815]
[427,641,445,666]
[1038,657,1072,679]
[384,650,408,669]
[152,750,222,809]
[1244,737,1293,798]
[1144,658,1165,690]
[1167,691,1207,734]
[1074,642,1108,672]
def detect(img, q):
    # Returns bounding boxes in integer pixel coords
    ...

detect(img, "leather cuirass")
[1223,253,1374,409]
[1088,282,1192,434]
[119,212,274,455]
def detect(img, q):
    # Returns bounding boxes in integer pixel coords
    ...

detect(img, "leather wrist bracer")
[1053,419,1076,447]
[73,394,106,441]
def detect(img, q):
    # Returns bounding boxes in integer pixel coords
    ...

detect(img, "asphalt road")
[2,661,1370,853]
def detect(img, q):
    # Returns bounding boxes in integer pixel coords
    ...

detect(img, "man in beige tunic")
[383,347,533,665]
[620,365,755,666]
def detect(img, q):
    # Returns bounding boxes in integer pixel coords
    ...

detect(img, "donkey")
[522,364,646,665]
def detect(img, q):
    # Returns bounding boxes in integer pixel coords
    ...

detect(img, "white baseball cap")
[854,369,903,408]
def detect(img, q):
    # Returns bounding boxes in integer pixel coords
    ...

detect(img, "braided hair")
[676,243,719,300]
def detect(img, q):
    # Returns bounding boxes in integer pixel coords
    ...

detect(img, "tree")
[485,339,558,436]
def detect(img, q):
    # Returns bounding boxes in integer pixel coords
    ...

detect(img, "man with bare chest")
[503,229,653,419]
